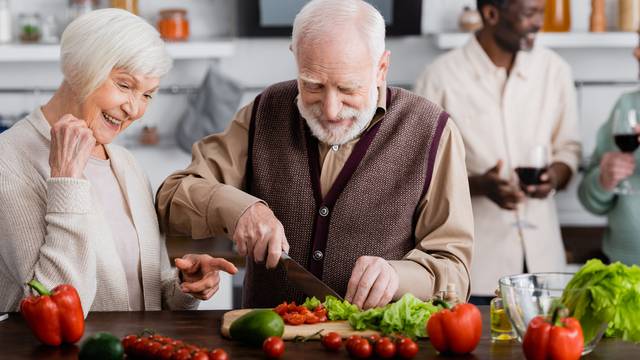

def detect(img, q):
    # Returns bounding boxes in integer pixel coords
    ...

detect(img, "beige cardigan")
[0,108,198,315]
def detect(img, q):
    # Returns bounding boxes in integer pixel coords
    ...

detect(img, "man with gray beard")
[156,0,473,309]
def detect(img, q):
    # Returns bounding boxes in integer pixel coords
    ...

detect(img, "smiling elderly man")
[156,0,473,309]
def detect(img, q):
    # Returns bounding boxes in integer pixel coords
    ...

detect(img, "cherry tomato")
[286,313,306,325]
[305,313,320,324]
[191,351,209,360]
[158,344,175,360]
[132,338,151,358]
[263,336,285,358]
[170,340,184,347]
[346,335,362,353]
[396,337,419,359]
[172,348,192,360]
[209,348,229,360]
[375,337,396,359]
[121,334,138,354]
[274,303,289,315]
[349,338,372,359]
[368,334,381,343]
[145,340,163,357]
[321,332,342,351]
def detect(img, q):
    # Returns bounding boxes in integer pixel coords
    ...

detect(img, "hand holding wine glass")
[515,145,553,198]
[611,108,640,194]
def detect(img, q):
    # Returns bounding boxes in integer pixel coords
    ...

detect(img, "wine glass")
[612,109,640,195]
[513,145,549,229]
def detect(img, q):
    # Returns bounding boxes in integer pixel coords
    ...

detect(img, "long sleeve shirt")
[415,36,582,295]
[156,86,474,301]
[578,90,640,265]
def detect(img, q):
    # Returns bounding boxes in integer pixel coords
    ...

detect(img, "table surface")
[1,306,638,359]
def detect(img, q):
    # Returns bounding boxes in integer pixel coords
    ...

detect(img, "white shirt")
[84,157,144,311]
[415,36,582,295]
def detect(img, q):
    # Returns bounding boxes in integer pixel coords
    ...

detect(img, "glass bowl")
[499,272,608,355]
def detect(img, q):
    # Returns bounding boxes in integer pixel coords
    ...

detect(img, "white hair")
[60,8,172,99]
[291,0,386,65]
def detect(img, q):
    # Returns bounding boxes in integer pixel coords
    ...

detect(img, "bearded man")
[156,0,473,309]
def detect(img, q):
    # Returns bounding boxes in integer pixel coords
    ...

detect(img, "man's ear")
[481,5,500,27]
[376,50,391,86]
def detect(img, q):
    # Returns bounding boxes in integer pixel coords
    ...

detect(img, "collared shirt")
[415,36,582,295]
[156,86,474,301]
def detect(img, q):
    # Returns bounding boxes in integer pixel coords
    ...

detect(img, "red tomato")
[158,344,175,360]
[321,332,342,351]
[287,303,298,312]
[145,341,164,357]
[396,337,419,359]
[305,313,320,324]
[172,348,192,360]
[209,348,229,360]
[349,338,372,359]
[191,351,209,360]
[367,334,381,343]
[346,335,362,353]
[274,302,289,315]
[170,340,185,348]
[375,338,396,359]
[132,338,151,358]
[286,313,306,325]
[263,336,285,358]
[121,334,138,354]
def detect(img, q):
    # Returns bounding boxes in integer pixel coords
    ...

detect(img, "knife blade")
[280,252,343,301]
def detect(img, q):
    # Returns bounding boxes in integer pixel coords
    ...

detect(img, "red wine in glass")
[614,134,640,153]
[515,167,547,186]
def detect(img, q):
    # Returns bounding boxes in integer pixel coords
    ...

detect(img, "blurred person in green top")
[578,47,640,265]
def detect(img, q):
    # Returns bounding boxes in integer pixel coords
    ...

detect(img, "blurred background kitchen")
[0,0,638,309]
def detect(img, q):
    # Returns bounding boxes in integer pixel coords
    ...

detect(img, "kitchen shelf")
[434,32,639,49]
[0,38,235,62]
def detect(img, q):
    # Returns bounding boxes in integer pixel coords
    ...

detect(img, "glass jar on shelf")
[542,0,571,32]
[0,0,11,43]
[18,13,42,43]
[110,0,138,15]
[157,8,190,42]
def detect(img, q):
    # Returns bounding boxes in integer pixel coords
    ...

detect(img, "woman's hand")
[599,151,636,191]
[175,254,238,300]
[49,114,96,178]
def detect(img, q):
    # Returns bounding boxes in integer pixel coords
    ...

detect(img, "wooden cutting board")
[220,309,380,341]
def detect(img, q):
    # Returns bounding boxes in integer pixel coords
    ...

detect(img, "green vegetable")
[78,332,124,360]
[323,295,360,320]
[561,259,640,342]
[229,309,284,346]
[348,293,441,338]
[302,296,321,310]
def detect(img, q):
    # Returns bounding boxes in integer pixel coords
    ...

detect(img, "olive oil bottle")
[490,289,516,341]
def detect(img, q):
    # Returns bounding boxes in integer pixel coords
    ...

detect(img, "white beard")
[297,85,379,145]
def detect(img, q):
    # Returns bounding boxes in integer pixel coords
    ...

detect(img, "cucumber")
[229,309,285,346]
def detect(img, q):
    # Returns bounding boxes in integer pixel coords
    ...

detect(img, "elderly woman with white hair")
[0,9,236,315]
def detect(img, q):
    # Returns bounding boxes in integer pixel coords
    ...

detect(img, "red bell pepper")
[522,306,583,360]
[426,300,482,354]
[20,279,85,346]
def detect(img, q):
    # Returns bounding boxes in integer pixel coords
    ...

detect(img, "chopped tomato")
[287,313,306,325]
[305,313,320,324]
[274,300,329,325]
[274,303,289,315]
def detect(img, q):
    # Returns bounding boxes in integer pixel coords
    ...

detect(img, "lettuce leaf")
[347,293,441,338]
[561,259,640,342]
[302,296,322,311]
[323,295,360,320]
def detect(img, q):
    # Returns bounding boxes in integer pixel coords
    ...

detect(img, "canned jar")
[157,8,189,41]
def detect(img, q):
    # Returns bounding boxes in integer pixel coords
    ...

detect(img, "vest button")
[313,250,324,261]
[319,206,329,217]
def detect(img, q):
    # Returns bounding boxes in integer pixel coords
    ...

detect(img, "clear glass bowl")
[499,272,608,355]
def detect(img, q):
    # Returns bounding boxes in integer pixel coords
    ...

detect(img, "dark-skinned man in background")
[415,0,581,304]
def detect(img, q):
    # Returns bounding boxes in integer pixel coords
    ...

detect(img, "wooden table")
[1,307,638,359]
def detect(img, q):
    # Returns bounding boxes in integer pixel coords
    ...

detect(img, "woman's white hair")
[60,8,172,100]
[291,0,386,65]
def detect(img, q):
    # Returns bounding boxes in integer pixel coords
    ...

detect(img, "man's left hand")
[175,254,238,300]
[524,168,557,199]
[345,256,398,310]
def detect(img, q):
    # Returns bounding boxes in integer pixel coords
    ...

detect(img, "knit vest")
[243,80,448,308]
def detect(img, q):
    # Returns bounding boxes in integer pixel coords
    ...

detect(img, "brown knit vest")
[243,80,448,308]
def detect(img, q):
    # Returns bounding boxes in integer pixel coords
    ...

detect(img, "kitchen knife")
[280,252,343,301]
